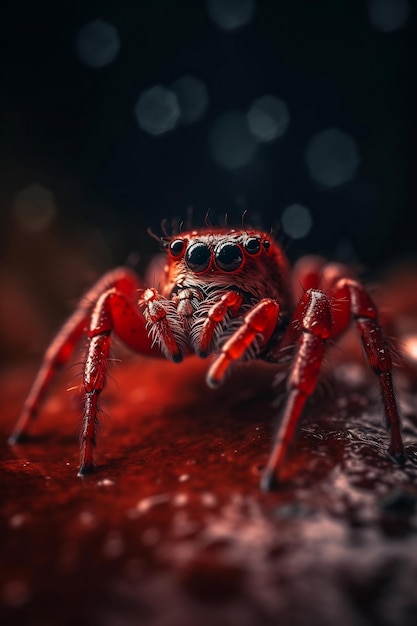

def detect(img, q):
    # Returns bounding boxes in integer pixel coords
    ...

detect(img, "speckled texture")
[1,349,417,626]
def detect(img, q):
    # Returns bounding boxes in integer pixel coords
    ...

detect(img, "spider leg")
[263,274,406,490]
[78,285,183,476]
[330,278,405,462]
[206,298,280,387]
[9,268,145,445]
[196,290,243,357]
[261,289,332,491]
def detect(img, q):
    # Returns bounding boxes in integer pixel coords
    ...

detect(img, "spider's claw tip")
[77,463,95,477]
[390,450,407,466]
[206,375,220,389]
[8,432,27,445]
[260,467,281,492]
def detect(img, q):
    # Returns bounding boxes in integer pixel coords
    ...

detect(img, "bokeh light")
[171,75,209,125]
[208,111,257,170]
[247,95,290,142]
[12,184,56,233]
[134,86,180,136]
[75,19,120,69]
[281,203,312,239]
[404,336,417,362]
[368,0,410,33]
[206,0,256,31]
[305,128,360,188]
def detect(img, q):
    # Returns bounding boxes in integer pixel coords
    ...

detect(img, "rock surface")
[1,350,417,626]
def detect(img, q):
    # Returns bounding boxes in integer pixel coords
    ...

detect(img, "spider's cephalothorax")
[143,229,292,372]
[9,227,406,490]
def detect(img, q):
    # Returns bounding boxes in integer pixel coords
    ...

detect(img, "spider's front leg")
[206,298,280,387]
[196,290,243,358]
[79,286,182,475]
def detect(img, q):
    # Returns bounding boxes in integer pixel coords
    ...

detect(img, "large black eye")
[244,237,261,255]
[169,238,186,258]
[185,242,211,272]
[215,242,243,272]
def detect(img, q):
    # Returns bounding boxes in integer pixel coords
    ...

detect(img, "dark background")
[1,0,415,273]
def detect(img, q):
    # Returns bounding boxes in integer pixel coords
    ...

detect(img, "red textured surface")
[1,344,417,626]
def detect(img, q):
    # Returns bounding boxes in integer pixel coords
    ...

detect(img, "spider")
[8,227,406,490]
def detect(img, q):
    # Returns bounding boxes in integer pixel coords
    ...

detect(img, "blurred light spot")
[78,511,97,528]
[75,19,120,68]
[135,493,171,514]
[404,336,417,362]
[247,95,290,142]
[97,478,115,487]
[102,530,125,559]
[13,184,56,232]
[281,204,312,239]
[207,0,255,31]
[134,86,180,136]
[171,75,209,125]
[9,513,26,529]
[305,128,360,188]
[368,0,410,32]
[201,492,218,507]
[1,580,30,607]
[141,527,160,546]
[173,493,189,506]
[208,111,257,170]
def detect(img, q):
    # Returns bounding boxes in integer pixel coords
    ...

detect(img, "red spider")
[9,227,406,489]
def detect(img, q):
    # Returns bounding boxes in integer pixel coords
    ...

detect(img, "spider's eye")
[185,242,211,272]
[214,242,243,272]
[169,239,186,258]
[244,237,261,255]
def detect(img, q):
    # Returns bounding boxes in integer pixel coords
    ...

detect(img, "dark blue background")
[1,0,415,271]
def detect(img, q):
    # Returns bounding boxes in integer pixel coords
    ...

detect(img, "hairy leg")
[263,262,405,490]
[330,278,405,461]
[9,268,145,444]
[261,289,332,490]
[196,290,243,357]
[77,285,170,475]
[207,298,280,388]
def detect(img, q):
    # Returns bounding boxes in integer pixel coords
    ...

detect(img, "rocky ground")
[1,342,417,626]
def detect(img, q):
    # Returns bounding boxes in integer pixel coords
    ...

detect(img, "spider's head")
[161,228,290,304]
